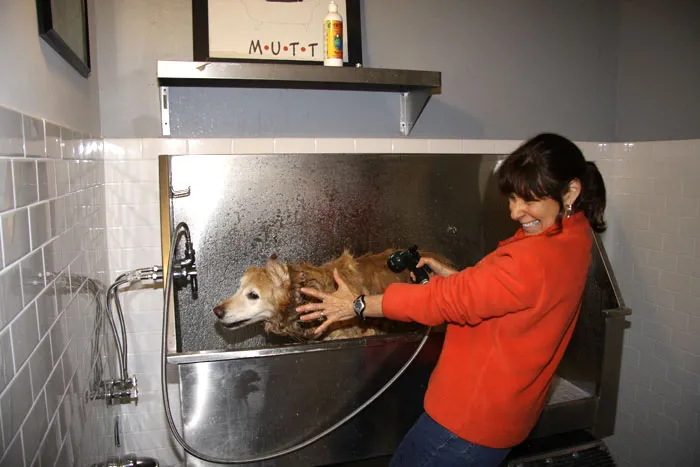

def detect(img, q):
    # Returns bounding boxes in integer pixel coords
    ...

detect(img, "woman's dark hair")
[497,133,607,233]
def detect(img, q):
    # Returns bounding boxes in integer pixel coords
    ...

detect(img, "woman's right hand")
[416,257,458,277]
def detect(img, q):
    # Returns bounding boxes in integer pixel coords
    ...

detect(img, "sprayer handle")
[412,266,431,284]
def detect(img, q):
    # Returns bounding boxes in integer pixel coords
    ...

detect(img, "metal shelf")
[156,60,441,136]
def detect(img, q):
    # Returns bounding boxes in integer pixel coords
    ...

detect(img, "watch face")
[353,298,362,313]
[353,296,365,314]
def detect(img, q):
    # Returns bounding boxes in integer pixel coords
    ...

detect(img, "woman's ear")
[563,179,582,206]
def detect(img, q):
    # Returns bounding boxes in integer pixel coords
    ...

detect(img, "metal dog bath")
[158,153,629,466]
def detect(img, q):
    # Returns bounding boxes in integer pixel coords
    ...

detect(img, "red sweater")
[382,212,592,448]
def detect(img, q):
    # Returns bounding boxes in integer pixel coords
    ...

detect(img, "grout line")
[0,429,25,467]
[54,428,71,467]
[29,387,62,467]
[0,313,62,402]
[0,256,90,353]
[10,159,18,212]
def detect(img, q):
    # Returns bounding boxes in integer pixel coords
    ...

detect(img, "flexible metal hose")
[107,274,132,380]
[113,284,129,378]
[88,279,108,387]
[107,267,163,381]
[161,221,432,464]
[53,273,121,394]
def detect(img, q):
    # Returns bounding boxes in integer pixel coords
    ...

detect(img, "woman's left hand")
[296,269,357,335]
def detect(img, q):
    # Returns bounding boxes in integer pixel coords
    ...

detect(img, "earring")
[565,204,573,218]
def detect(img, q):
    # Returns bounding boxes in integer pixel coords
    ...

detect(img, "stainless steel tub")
[159,153,629,466]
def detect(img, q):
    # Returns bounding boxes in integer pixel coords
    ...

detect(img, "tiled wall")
[587,141,700,467]
[103,137,700,467]
[103,138,184,466]
[0,105,117,467]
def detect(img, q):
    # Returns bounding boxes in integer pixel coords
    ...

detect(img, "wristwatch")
[353,295,366,321]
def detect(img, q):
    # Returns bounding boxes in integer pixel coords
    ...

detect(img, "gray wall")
[361,0,618,141]
[93,0,700,141]
[93,0,192,139]
[0,0,101,135]
[615,0,700,141]
[95,0,619,141]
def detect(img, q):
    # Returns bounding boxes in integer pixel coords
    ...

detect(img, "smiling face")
[507,180,582,236]
[508,194,563,236]
[497,133,591,236]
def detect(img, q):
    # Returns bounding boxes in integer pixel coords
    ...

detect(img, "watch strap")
[353,294,366,321]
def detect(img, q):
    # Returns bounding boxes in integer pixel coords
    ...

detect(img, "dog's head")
[213,255,291,330]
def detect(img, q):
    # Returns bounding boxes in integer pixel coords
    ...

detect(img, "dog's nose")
[213,306,225,319]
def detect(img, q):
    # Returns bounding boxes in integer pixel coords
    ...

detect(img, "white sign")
[207,0,349,63]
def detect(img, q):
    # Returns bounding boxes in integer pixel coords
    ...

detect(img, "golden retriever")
[213,248,444,341]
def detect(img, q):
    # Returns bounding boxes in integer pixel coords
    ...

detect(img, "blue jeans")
[389,413,511,467]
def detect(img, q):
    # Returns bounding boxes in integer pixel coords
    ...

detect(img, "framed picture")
[192,0,363,66]
[36,0,91,77]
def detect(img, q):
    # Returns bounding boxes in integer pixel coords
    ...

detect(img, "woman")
[297,133,607,467]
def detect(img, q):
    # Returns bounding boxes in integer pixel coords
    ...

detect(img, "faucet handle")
[190,271,198,299]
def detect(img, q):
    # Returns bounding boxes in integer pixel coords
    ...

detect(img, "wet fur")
[214,249,446,341]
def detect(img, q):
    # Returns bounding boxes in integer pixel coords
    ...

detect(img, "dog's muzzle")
[213,305,251,329]
[213,305,226,319]
[221,319,250,329]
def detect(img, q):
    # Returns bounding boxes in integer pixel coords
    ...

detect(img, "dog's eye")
[246,291,259,300]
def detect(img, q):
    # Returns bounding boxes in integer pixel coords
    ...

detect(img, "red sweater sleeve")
[382,249,544,326]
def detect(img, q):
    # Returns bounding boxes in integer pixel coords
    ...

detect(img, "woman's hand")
[296,269,357,336]
[416,257,458,278]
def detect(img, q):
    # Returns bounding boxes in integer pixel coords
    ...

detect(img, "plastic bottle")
[323,1,343,66]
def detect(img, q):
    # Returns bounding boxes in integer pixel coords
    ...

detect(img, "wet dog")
[213,249,443,341]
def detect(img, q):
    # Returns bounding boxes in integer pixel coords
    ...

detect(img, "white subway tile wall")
[186,138,234,155]
[586,140,700,467]
[103,139,185,467]
[0,104,118,467]
[102,137,700,467]
[390,138,431,154]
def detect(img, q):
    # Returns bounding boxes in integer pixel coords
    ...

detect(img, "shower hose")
[160,222,433,464]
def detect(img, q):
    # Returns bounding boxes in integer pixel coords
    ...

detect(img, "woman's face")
[507,180,581,236]
[508,194,561,236]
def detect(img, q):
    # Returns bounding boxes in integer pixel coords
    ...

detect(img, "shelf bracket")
[399,89,432,136]
[160,86,171,136]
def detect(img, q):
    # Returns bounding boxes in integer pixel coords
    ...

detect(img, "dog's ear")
[265,257,289,288]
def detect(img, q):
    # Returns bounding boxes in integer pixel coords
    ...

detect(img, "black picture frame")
[36,0,91,77]
[192,0,363,66]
